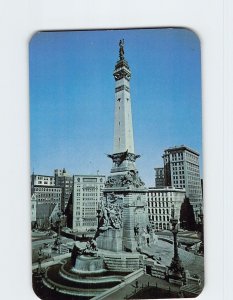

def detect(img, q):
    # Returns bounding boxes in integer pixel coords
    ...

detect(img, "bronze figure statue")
[119,39,124,60]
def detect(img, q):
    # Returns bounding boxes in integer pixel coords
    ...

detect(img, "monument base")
[100,250,141,272]
[96,228,123,252]
[123,238,138,252]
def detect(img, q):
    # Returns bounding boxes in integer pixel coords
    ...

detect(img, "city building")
[31,170,73,213]
[154,167,165,188]
[32,185,62,211]
[72,175,105,231]
[54,168,73,212]
[31,173,55,188]
[162,145,203,219]
[147,187,186,230]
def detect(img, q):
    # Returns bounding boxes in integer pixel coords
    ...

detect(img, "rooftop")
[32,174,54,178]
[73,174,106,178]
[148,186,186,192]
[163,145,199,156]
[33,185,62,189]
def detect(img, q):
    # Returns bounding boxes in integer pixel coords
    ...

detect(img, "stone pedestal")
[72,255,105,274]
[96,228,123,252]
[122,194,139,252]
[101,251,141,272]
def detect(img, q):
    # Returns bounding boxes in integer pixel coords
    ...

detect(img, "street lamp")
[168,204,184,283]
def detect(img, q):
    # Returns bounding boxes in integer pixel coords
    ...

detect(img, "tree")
[180,196,196,231]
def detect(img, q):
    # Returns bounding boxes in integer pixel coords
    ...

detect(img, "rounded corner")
[29,31,43,46]
[31,283,43,300]
[182,27,202,45]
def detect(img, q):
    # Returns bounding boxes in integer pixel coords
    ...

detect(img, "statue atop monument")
[119,39,125,60]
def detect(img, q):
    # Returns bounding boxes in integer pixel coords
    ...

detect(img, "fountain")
[72,256,105,274]
[37,239,129,299]
[70,240,106,275]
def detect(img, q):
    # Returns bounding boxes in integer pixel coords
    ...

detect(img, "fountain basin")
[72,255,105,274]
[39,257,130,299]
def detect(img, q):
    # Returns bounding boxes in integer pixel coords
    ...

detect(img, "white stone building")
[147,187,186,230]
[162,145,203,220]
[72,175,105,231]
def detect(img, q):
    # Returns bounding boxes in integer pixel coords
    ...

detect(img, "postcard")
[30,28,204,299]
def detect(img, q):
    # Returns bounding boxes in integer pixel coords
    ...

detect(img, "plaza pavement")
[141,239,204,285]
[101,237,204,300]
[102,274,180,300]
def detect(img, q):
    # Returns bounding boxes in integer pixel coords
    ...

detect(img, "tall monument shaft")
[113,56,134,154]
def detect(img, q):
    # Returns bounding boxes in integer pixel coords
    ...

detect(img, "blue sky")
[29,28,202,186]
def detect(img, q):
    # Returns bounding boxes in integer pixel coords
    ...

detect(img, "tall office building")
[72,175,105,231]
[154,167,165,188]
[54,168,73,211]
[162,145,203,219]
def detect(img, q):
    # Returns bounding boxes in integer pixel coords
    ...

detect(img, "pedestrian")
[135,279,138,288]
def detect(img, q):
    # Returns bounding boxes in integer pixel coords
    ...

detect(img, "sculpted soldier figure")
[119,39,124,60]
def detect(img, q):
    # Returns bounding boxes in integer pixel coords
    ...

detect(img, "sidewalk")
[103,274,180,300]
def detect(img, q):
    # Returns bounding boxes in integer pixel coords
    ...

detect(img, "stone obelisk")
[113,40,134,156]
[96,40,149,252]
